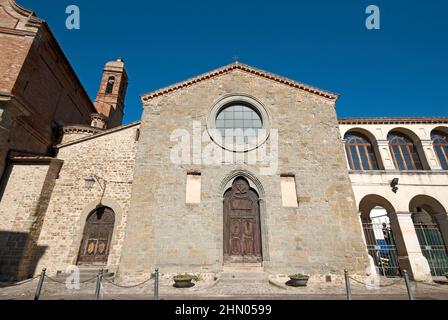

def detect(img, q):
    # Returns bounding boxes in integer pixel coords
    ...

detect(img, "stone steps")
[206,272,281,295]
[55,267,114,282]
[218,270,269,286]
[222,263,264,273]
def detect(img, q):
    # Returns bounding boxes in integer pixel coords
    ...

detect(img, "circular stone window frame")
[206,94,272,153]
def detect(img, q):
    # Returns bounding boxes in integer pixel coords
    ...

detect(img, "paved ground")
[1,293,448,300]
[1,275,447,300]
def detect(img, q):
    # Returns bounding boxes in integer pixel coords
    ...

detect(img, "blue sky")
[19,0,448,124]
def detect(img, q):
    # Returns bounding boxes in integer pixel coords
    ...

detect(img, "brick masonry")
[0,0,99,177]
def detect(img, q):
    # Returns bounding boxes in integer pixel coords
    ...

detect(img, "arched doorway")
[410,195,448,277]
[359,195,401,277]
[223,177,262,264]
[77,207,115,266]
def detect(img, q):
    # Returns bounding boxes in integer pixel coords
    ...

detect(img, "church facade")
[0,0,447,287]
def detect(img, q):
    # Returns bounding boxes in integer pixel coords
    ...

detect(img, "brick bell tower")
[93,58,128,129]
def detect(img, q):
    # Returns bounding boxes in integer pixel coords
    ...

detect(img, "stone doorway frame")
[219,170,269,269]
[70,198,123,272]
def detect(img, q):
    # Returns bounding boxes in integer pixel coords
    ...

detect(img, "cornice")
[61,125,103,135]
[0,26,35,36]
[57,121,141,148]
[141,62,339,102]
[3,0,43,31]
[338,117,448,125]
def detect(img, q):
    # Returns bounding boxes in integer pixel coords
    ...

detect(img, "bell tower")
[93,58,128,129]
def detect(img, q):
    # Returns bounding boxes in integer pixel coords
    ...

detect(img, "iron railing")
[414,223,448,277]
[363,222,401,278]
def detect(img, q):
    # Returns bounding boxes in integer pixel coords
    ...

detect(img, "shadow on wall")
[0,231,47,285]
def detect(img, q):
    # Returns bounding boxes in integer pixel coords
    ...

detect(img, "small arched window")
[432,130,448,170]
[344,132,379,170]
[105,76,115,94]
[388,132,423,171]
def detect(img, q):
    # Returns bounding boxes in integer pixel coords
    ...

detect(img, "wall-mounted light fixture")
[84,175,108,207]
[390,178,399,194]
[84,176,96,189]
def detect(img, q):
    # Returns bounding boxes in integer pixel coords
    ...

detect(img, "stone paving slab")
[1,276,448,300]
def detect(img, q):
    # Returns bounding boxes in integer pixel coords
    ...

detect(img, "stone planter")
[173,275,195,288]
[286,275,310,287]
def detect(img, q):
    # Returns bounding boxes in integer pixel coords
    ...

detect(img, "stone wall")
[0,157,62,280]
[118,69,369,281]
[32,124,139,276]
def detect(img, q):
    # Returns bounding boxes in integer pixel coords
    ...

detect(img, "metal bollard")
[403,270,414,301]
[95,269,104,301]
[154,268,159,301]
[344,270,352,301]
[34,268,47,301]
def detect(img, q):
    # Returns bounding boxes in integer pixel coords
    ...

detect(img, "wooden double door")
[224,178,262,264]
[77,207,115,266]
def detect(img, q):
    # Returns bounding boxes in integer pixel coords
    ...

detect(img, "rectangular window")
[393,145,404,170]
[409,146,423,170]
[359,147,369,170]
[281,176,299,208]
[346,146,354,170]
[437,147,448,170]
[402,146,414,170]
[186,173,201,204]
[367,146,378,170]
[350,146,360,170]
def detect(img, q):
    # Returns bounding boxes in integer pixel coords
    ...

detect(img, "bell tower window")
[105,76,115,94]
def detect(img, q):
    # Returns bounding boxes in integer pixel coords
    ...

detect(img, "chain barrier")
[416,281,446,288]
[45,275,97,285]
[348,276,404,288]
[0,276,40,287]
[79,276,99,284]
[345,269,414,300]
[8,267,445,300]
[1,273,102,288]
[44,276,67,285]
[103,276,153,289]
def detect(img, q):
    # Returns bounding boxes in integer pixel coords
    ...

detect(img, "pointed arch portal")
[223,177,262,264]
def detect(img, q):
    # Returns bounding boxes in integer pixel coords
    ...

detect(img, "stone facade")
[0,60,447,286]
[1,1,447,288]
[0,157,63,280]
[117,65,369,282]
[30,123,140,277]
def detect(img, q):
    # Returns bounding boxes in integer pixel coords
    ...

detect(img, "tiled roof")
[141,62,339,102]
